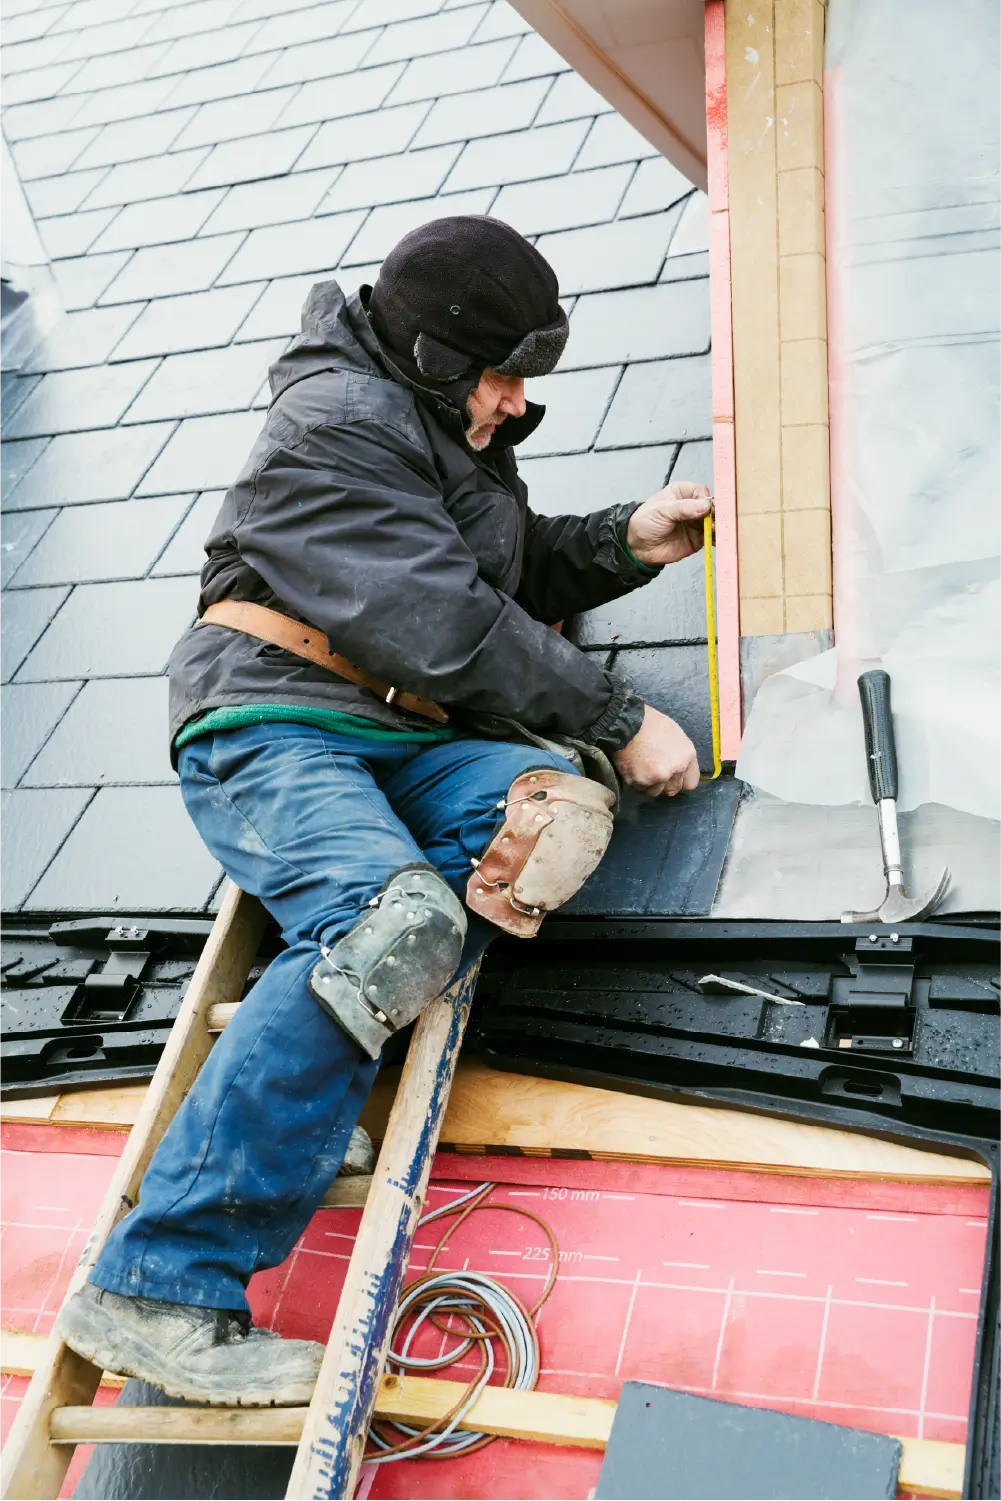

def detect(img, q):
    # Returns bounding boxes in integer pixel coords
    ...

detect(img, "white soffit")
[508,0,708,189]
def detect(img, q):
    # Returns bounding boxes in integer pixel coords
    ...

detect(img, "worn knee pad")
[466,769,615,938]
[309,866,467,1059]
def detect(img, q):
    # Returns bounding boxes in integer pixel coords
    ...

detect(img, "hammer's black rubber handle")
[858,669,898,802]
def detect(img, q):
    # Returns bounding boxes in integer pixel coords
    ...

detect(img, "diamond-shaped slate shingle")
[1,0,713,913]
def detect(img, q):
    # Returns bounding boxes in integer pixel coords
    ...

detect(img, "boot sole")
[57,1297,319,1408]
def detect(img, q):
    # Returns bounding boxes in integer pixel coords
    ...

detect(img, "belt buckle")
[385,686,398,705]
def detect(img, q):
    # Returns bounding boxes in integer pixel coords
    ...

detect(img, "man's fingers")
[682,758,701,792]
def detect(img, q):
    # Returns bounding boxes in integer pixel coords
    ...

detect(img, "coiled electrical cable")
[364,1181,560,1464]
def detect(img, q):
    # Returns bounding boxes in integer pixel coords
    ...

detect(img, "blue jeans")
[91,724,573,1311]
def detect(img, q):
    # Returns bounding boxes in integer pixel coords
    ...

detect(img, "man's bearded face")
[465,369,527,450]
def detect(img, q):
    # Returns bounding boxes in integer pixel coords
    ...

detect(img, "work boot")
[56,1283,324,1406]
[339,1123,374,1176]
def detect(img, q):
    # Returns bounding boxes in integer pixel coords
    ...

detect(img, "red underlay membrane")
[1,1128,988,1501]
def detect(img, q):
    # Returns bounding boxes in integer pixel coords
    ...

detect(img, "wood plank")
[361,1061,990,1186]
[0,884,267,1501]
[45,1381,965,1497]
[286,962,480,1501]
[0,1332,124,1390]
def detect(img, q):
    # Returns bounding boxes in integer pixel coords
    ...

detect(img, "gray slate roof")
[1,0,712,915]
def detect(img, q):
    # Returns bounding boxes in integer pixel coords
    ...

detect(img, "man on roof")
[58,216,712,1405]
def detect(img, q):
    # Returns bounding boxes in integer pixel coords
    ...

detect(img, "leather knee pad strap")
[309,866,467,1059]
[466,770,615,938]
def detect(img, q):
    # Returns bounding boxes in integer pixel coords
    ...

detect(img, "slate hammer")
[842,669,949,924]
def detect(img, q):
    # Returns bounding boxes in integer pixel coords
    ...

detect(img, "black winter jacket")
[168,281,655,759]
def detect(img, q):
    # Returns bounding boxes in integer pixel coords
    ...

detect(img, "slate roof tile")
[185,124,320,191]
[660,250,710,283]
[668,190,710,256]
[1,586,71,683]
[2,61,86,107]
[274,62,405,130]
[2,92,89,143]
[337,189,494,264]
[3,424,174,509]
[293,102,430,171]
[50,0,137,31]
[519,365,622,458]
[443,119,590,192]
[3,360,160,439]
[0,787,94,908]
[1,509,58,587]
[596,354,713,448]
[490,164,631,237]
[122,338,286,423]
[343,0,446,31]
[90,189,226,251]
[255,31,377,89]
[230,0,339,20]
[110,284,266,364]
[36,206,121,260]
[81,150,212,210]
[500,30,570,81]
[362,8,489,67]
[214,209,365,282]
[386,39,521,107]
[535,203,685,295]
[1,681,81,788]
[231,274,316,341]
[8,494,194,587]
[10,125,101,181]
[62,42,172,95]
[171,86,301,151]
[20,303,144,373]
[56,15,161,64]
[1,439,50,502]
[22,675,175,786]
[23,165,110,218]
[620,156,695,219]
[147,20,269,79]
[138,0,244,44]
[98,233,246,302]
[66,77,176,128]
[411,77,550,149]
[672,439,715,486]
[160,51,282,108]
[564,281,710,369]
[534,70,614,126]
[573,111,661,170]
[1,31,76,74]
[571,555,708,648]
[73,108,199,171]
[150,489,222,575]
[27,784,221,911]
[3,6,72,45]
[471,0,532,42]
[320,144,460,214]
[517,445,677,518]
[247,0,358,52]
[14,575,198,681]
[134,410,264,494]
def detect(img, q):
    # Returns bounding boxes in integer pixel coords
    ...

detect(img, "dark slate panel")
[619,157,693,218]
[9,495,194,586]
[519,445,677,519]
[573,110,659,169]
[597,354,712,449]
[1,508,57,585]
[23,676,174,786]
[672,439,714,486]
[2,360,159,439]
[660,250,710,283]
[1,438,49,503]
[536,203,686,296]
[2,372,43,424]
[74,1380,294,1501]
[441,119,588,192]
[489,163,632,238]
[517,366,621,458]
[612,644,714,764]
[563,280,710,369]
[1,787,93,908]
[571,553,709,648]
[150,490,221,575]
[232,275,315,342]
[14,576,197,681]
[596,1384,900,1500]
[122,340,287,424]
[2,424,175,509]
[110,284,268,361]
[1,681,81,788]
[135,411,263,495]
[1,586,70,683]
[20,304,145,374]
[27,784,222,911]
[561,776,742,918]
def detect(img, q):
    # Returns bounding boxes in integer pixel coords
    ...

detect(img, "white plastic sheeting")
[736,0,1000,822]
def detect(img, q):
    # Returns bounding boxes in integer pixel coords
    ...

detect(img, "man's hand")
[612,705,700,797]
[627,482,713,567]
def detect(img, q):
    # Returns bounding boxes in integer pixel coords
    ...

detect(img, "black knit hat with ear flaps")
[368,215,569,384]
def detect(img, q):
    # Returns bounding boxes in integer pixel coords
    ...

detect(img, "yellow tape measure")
[701,512,723,782]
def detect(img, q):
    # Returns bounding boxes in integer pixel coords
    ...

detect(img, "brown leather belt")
[199,599,449,725]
